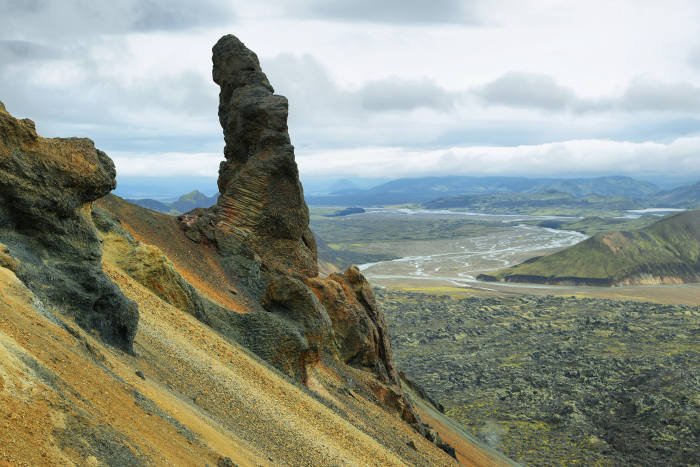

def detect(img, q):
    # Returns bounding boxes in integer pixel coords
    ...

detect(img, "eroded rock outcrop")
[0,102,138,351]
[173,35,431,434]
[308,266,399,385]
[179,35,397,376]
[207,34,316,277]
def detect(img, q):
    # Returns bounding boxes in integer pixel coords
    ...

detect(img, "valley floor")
[379,288,700,466]
[372,277,700,306]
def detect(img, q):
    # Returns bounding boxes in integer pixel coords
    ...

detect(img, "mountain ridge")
[127,190,219,215]
[480,210,700,286]
[307,175,660,206]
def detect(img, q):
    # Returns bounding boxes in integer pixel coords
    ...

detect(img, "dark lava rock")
[171,35,425,433]
[380,290,700,466]
[209,34,317,278]
[438,443,457,459]
[217,456,236,467]
[0,102,138,351]
[175,35,405,388]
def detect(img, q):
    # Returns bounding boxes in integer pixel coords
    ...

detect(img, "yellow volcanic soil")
[0,266,257,466]
[0,194,503,465]
[0,259,460,465]
[95,195,246,313]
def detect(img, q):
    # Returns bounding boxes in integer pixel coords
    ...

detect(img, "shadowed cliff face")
[0,101,138,351]
[210,34,317,278]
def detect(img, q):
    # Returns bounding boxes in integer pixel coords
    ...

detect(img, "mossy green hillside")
[488,210,700,285]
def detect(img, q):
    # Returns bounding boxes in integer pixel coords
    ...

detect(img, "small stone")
[135,370,146,380]
[217,457,235,467]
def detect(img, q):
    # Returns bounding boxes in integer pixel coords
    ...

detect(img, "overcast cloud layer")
[1,0,700,185]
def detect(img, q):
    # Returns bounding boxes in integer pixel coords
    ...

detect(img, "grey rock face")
[0,104,138,351]
[210,34,317,278]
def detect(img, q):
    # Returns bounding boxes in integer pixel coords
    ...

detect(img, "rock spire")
[210,35,317,277]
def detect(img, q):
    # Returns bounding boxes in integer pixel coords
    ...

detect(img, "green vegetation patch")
[488,210,700,285]
[380,289,699,466]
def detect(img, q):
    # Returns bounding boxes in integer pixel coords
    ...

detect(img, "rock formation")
[308,266,399,385]
[210,34,317,277]
[173,35,427,428]
[0,40,483,465]
[0,101,138,351]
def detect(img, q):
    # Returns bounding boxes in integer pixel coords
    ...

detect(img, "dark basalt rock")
[208,34,317,278]
[174,35,423,431]
[503,274,614,287]
[0,102,138,351]
[175,36,335,376]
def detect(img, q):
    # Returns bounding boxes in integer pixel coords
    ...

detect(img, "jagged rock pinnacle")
[210,35,317,277]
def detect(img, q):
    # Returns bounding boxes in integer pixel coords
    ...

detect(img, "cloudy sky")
[2,0,700,194]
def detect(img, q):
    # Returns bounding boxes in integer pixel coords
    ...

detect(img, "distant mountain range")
[653,181,700,208]
[479,210,700,286]
[130,176,700,215]
[424,190,640,212]
[306,175,662,206]
[127,190,218,214]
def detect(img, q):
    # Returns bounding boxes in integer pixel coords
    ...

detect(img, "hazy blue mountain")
[653,181,700,208]
[127,190,219,214]
[424,190,640,212]
[301,177,389,196]
[115,176,218,200]
[306,175,660,206]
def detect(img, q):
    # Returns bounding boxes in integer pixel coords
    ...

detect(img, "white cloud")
[359,77,458,112]
[476,73,700,114]
[298,0,479,24]
[112,152,221,177]
[110,137,700,180]
[295,137,700,178]
[3,0,700,181]
[690,46,700,69]
[617,79,700,112]
[0,0,235,39]
[475,72,576,111]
